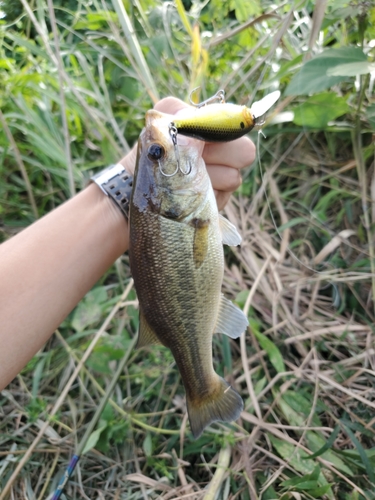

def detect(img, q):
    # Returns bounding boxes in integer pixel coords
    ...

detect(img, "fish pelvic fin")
[187,377,243,439]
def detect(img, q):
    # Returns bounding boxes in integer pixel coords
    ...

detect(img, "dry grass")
[2,154,375,497]
[1,0,375,498]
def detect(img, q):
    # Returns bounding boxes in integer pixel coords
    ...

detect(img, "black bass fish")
[129,109,248,438]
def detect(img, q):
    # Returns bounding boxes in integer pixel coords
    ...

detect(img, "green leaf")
[229,0,261,22]
[71,301,102,332]
[309,484,334,497]
[32,357,46,398]
[101,404,114,423]
[0,58,15,69]
[286,47,367,95]
[293,92,350,128]
[303,425,340,459]
[305,432,354,476]
[82,425,107,455]
[235,290,249,308]
[283,391,324,426]
[271,437,333,498]
[71,287,108,332]
[366,104,375,130]
[143,433,153,457]
[277,398,353,476]
[270,436,317,475]
[252,324,285,373]
[282,465,320,488]
[341,422,375,484]
[89,287,108,304]
[327,61,375,77]
[278,217,308,232]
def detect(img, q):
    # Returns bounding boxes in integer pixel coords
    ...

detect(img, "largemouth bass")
[129,109,248,438]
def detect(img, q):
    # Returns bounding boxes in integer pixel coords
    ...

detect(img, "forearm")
[0,97,255,391]
[0,183,128,389]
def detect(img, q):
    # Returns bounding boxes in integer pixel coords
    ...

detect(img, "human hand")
[120,97,256,210]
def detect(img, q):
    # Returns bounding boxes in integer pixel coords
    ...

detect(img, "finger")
[154,97,204,153]
[206,165,242,193]
[203,136,256,170]
[119,143,137,175]
[214,190,232,211]
[154,97,189,115]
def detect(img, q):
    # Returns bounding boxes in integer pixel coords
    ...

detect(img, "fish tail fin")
[186,377,243,439]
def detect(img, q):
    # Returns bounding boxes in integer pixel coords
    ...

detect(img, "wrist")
[86,182,129,256]
[91,163,133,220]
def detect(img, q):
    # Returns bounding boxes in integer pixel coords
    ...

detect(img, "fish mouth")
[144,110,172,146]
[141,108,206,181]
[144,110,202,154]
[145,109,170,128]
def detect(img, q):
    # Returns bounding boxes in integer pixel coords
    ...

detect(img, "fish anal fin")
[137,312,162,348]
[215,294,248,339]
[191,218,210,268]
[219,214,242,246]
[187,377,243,439]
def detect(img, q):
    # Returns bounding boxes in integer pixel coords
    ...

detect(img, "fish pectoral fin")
[214,294,248,339]
[219,214,242,246]
[137,313,162,348]
[187,377,243,439]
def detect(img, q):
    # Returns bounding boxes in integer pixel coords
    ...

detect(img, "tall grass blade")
[0,110,39,219]
[341,422,375,485]
[47,0,75,197]
[111,0,159,103]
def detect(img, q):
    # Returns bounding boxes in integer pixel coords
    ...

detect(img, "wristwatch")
[91,163,133,219]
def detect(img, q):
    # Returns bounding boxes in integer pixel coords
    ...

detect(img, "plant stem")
[352,73,375,315]
[0,110,39,219]
[47,0,75,198]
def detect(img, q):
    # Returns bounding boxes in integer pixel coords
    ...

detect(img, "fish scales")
[129,109,248,438]
[131,211,222,399]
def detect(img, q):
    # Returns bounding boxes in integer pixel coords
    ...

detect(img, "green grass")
[1,0,375,498]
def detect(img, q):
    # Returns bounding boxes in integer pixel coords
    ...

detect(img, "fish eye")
[147,143,165,161]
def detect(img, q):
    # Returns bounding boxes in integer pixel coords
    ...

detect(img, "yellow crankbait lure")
[170,90,280,143]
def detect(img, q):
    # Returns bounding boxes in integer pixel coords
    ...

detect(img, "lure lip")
[250,90,281,119]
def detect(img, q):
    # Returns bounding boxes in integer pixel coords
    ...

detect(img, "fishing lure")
[169,89,280,143]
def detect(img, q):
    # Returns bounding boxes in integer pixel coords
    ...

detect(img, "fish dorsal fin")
[219,214,242,246]
[214,294,248,339]
[137,312,162,348]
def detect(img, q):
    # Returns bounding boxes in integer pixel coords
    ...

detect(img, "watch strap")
[91,164,133,219]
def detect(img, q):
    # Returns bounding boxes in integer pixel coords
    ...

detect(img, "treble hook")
[159,124,192,177]
[179,158,192,175]
[158,125,179,177]
[189,87,226,108]
[158,158,178,177]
